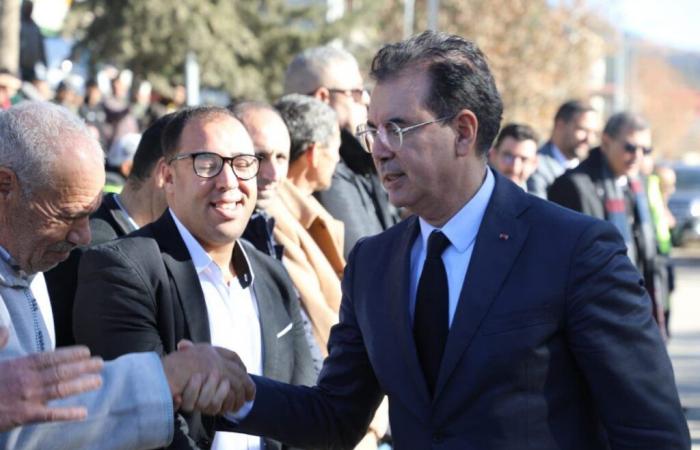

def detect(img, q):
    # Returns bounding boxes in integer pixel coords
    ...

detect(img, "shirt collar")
[551,144,579,169]
[0,245,32,288]
[418,167,495,253]
[169,209,254,288]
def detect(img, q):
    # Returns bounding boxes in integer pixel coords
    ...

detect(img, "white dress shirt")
[409,168,495,327]
[171,210,262,450]
[551,145,579,170]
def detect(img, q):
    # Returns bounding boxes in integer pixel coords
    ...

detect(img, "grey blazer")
[526,141,567,198]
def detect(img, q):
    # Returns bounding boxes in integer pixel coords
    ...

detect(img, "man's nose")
[67,216,92,247]
[215,161,240,189]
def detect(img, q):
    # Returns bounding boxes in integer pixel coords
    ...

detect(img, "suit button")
[432,432,445,444]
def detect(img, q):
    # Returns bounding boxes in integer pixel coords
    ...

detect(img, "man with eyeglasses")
[549,112,668,338]
[226,32,688,449]
[487,123,540,190]
[285,46,399,259]
[73,106,314,450]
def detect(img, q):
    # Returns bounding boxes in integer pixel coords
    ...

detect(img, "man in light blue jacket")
[0,101,255,450]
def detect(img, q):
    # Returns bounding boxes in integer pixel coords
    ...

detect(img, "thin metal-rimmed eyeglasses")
[355,115,454,153]
[168,152,263,180]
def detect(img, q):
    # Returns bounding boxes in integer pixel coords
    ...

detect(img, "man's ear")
[311,87,331,104]
[160,157,175,193]
[0,167,19,203]
[153,157,167,188]
[305,142,319,168]
[454,109,479,156]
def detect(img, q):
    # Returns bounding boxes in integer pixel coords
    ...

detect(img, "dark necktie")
[414,230,451,395]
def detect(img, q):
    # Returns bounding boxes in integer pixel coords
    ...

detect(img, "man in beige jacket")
[234,98,388,449]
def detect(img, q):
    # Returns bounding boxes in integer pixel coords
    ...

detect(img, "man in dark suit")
[527,100,599,198]
[73,106,315,450]
[228,31,689,449]
[45,113,173,347]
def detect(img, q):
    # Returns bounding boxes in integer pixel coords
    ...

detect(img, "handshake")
[162,340,256,415]
[0,326,254,432]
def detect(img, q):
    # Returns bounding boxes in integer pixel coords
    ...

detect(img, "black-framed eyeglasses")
[168,152,263,180]
[623,141,653,155]
[327,88,366,103]
[355,115,455,153]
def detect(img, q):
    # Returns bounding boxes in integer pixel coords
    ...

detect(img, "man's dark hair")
[127,112,175,187]
[553,100,594,124]
[603,112,649,139]
[160,106,236,159]
[369,30,503,156]
[494,123,540,150]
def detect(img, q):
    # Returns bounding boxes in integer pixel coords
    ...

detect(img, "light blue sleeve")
[0,352,174,450]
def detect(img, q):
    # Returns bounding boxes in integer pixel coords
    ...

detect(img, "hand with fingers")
[0,326,104,432]
[162,340,256,416]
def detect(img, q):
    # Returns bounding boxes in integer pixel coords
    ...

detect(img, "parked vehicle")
[669,165,700,246]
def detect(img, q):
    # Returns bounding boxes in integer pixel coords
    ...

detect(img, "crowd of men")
[0,29,690,450]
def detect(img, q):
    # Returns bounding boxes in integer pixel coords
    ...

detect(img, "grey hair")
[284,45,359,95]
[274,94,338,162]
[0,101,100,196]
[603,112,649,139]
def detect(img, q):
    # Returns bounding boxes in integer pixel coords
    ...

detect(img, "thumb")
[177,339,194,351]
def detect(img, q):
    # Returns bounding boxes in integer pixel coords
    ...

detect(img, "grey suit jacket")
[527,141,567,199]
[73,211,315,450]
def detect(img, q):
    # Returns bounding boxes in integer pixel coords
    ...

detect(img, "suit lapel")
[433,176,530,400]
[253,269,288,381]
[387,217,432,406]
[152,212,211,343]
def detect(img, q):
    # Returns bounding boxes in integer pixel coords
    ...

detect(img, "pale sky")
[590,0,700,52]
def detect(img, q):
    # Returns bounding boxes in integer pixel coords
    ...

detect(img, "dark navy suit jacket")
[236,171,689,450]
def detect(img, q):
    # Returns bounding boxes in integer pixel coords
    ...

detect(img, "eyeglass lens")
[192,153,260,179]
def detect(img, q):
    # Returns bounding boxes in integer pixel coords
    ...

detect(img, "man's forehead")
[323,59,363,87]
[181,115,254,153]
[368,72,428,122]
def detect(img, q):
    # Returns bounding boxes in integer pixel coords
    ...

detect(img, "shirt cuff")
[224,399,255,423]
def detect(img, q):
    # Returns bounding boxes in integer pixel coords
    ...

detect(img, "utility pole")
[403,0,415,39]
[0,0,20,73]
[427,0,439,31]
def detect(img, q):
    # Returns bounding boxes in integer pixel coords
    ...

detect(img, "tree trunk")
[0,0,21,73]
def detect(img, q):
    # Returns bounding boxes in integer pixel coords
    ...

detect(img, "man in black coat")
[284,46,399,258]
[73,106,315,450]
[549,112,667,336]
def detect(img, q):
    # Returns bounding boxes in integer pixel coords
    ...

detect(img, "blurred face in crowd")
[369,69,467,223]
[322,60,369,135]
[0,136,104,274]
[240,108,290,210]
[601,126,652,178]
[490,137,538,187]
[555,110,599,160]
[312,123,342,191]
[164,115,257,253]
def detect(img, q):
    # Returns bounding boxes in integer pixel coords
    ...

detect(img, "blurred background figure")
[105,132,141,193]
[549,112,667,337]
[0,70,21,110]
[18,0,46,82]
[488,123,539,190]
[647,163,677,334]
[528,100,599,198]
[285,46,399,258]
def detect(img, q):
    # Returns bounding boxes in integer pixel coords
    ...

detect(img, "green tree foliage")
[67,0,347,101]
